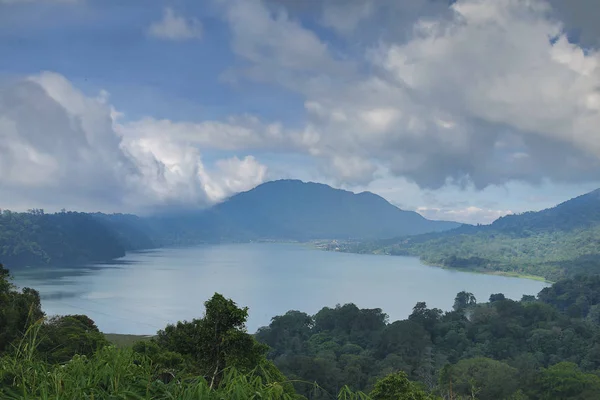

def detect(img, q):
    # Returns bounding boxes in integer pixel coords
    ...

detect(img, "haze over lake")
[11,243,548,335]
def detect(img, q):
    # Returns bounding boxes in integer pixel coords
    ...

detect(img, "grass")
[104,333,154,348]
[1,322,370,400]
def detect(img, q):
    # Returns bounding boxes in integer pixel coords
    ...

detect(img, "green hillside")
[0,209,126,268]
[337,189,600,281]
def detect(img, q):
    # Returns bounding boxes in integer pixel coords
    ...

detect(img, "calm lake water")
[11,243,549,335]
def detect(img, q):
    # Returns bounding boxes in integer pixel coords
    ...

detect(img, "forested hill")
[338,188,600,281]
[490,188,600,233]
[255,274,600,399]
[202,180,461,240]
[0,180,462,267]
[91,213,157,250]
[142,180,463,244]
[0,210,126,267]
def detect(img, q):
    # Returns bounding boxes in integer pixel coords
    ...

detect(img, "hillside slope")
[0,210,126,267]
[201,180,461,240]
[339,189,600,281]
[0,180,462,267]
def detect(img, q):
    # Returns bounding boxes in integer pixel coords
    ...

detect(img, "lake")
[10,243,549,334]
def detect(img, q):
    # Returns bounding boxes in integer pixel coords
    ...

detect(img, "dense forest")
[3,261,600,399]
[257,274,600,399]
[0,209,127,267]
[334,189,600,281]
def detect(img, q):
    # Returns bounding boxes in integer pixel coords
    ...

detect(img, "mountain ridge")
[0,179,461,267]
[338,186,600,281]
[151,179,462,243]
[208,179,461,239]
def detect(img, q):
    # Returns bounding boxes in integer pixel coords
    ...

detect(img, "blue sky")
[2,0,600,224]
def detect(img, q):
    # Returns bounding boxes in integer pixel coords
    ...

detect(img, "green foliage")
[370,371,438,400]
[0,264,43,354]
[36,314,109,364]
[257,278,600,399]
[6,259,600,399]
[0,344,305,400]
[0,210,126,267]
[334,189,600,281]
[0,281,306,399]
[155,293,269,386]
[453,292,476,312]
[534,362,600,399]
[439,358,519,400]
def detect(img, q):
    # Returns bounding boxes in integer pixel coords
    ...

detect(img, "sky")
[1,0,600,224]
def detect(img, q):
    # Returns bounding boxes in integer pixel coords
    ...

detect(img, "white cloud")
[5,0,600,224]
[206,156,268,200]
[0,72,266,212]
[147,7,202,41]
[416,206,514,225]
[222,0,351,90]
[117,115,305,152]
[222,0,600,189]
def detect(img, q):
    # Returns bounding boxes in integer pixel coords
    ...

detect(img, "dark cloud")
[548,0,600,47]
[265,0,454,39]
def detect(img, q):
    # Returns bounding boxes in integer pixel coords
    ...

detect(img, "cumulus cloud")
[221,0,600,188]
[147,7,202,41]
[5,0,600,221]
[222,0,351,89]
[0,72,266,212]
[118,115,305,152]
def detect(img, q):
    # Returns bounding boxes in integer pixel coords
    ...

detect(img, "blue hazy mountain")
[0,180,462,268]
[192,180,462,241]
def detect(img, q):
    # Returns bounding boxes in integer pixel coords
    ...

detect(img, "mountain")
[199,180,461,240]
[0,210,126,268]
[341,188,600,281]
[0,180,461,268]
[490,188,600,234]
[91,213,157,250]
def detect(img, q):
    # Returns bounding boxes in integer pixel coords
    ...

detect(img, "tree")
[370,371,437,400]
[453,292,476,312]
[37,315,108,363]
[156,293,268,387]
[255,310,313,357]
[489,293,506,302]
[535,362,600,399]
[0,264,44,353]
[440,358,519,400]
[521,295,536,302]
[409,302,442,335]
[376,321,431,378]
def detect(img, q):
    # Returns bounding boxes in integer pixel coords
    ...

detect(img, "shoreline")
[317,246,553,284]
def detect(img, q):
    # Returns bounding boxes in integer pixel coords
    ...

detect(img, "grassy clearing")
[103,333,154,348]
